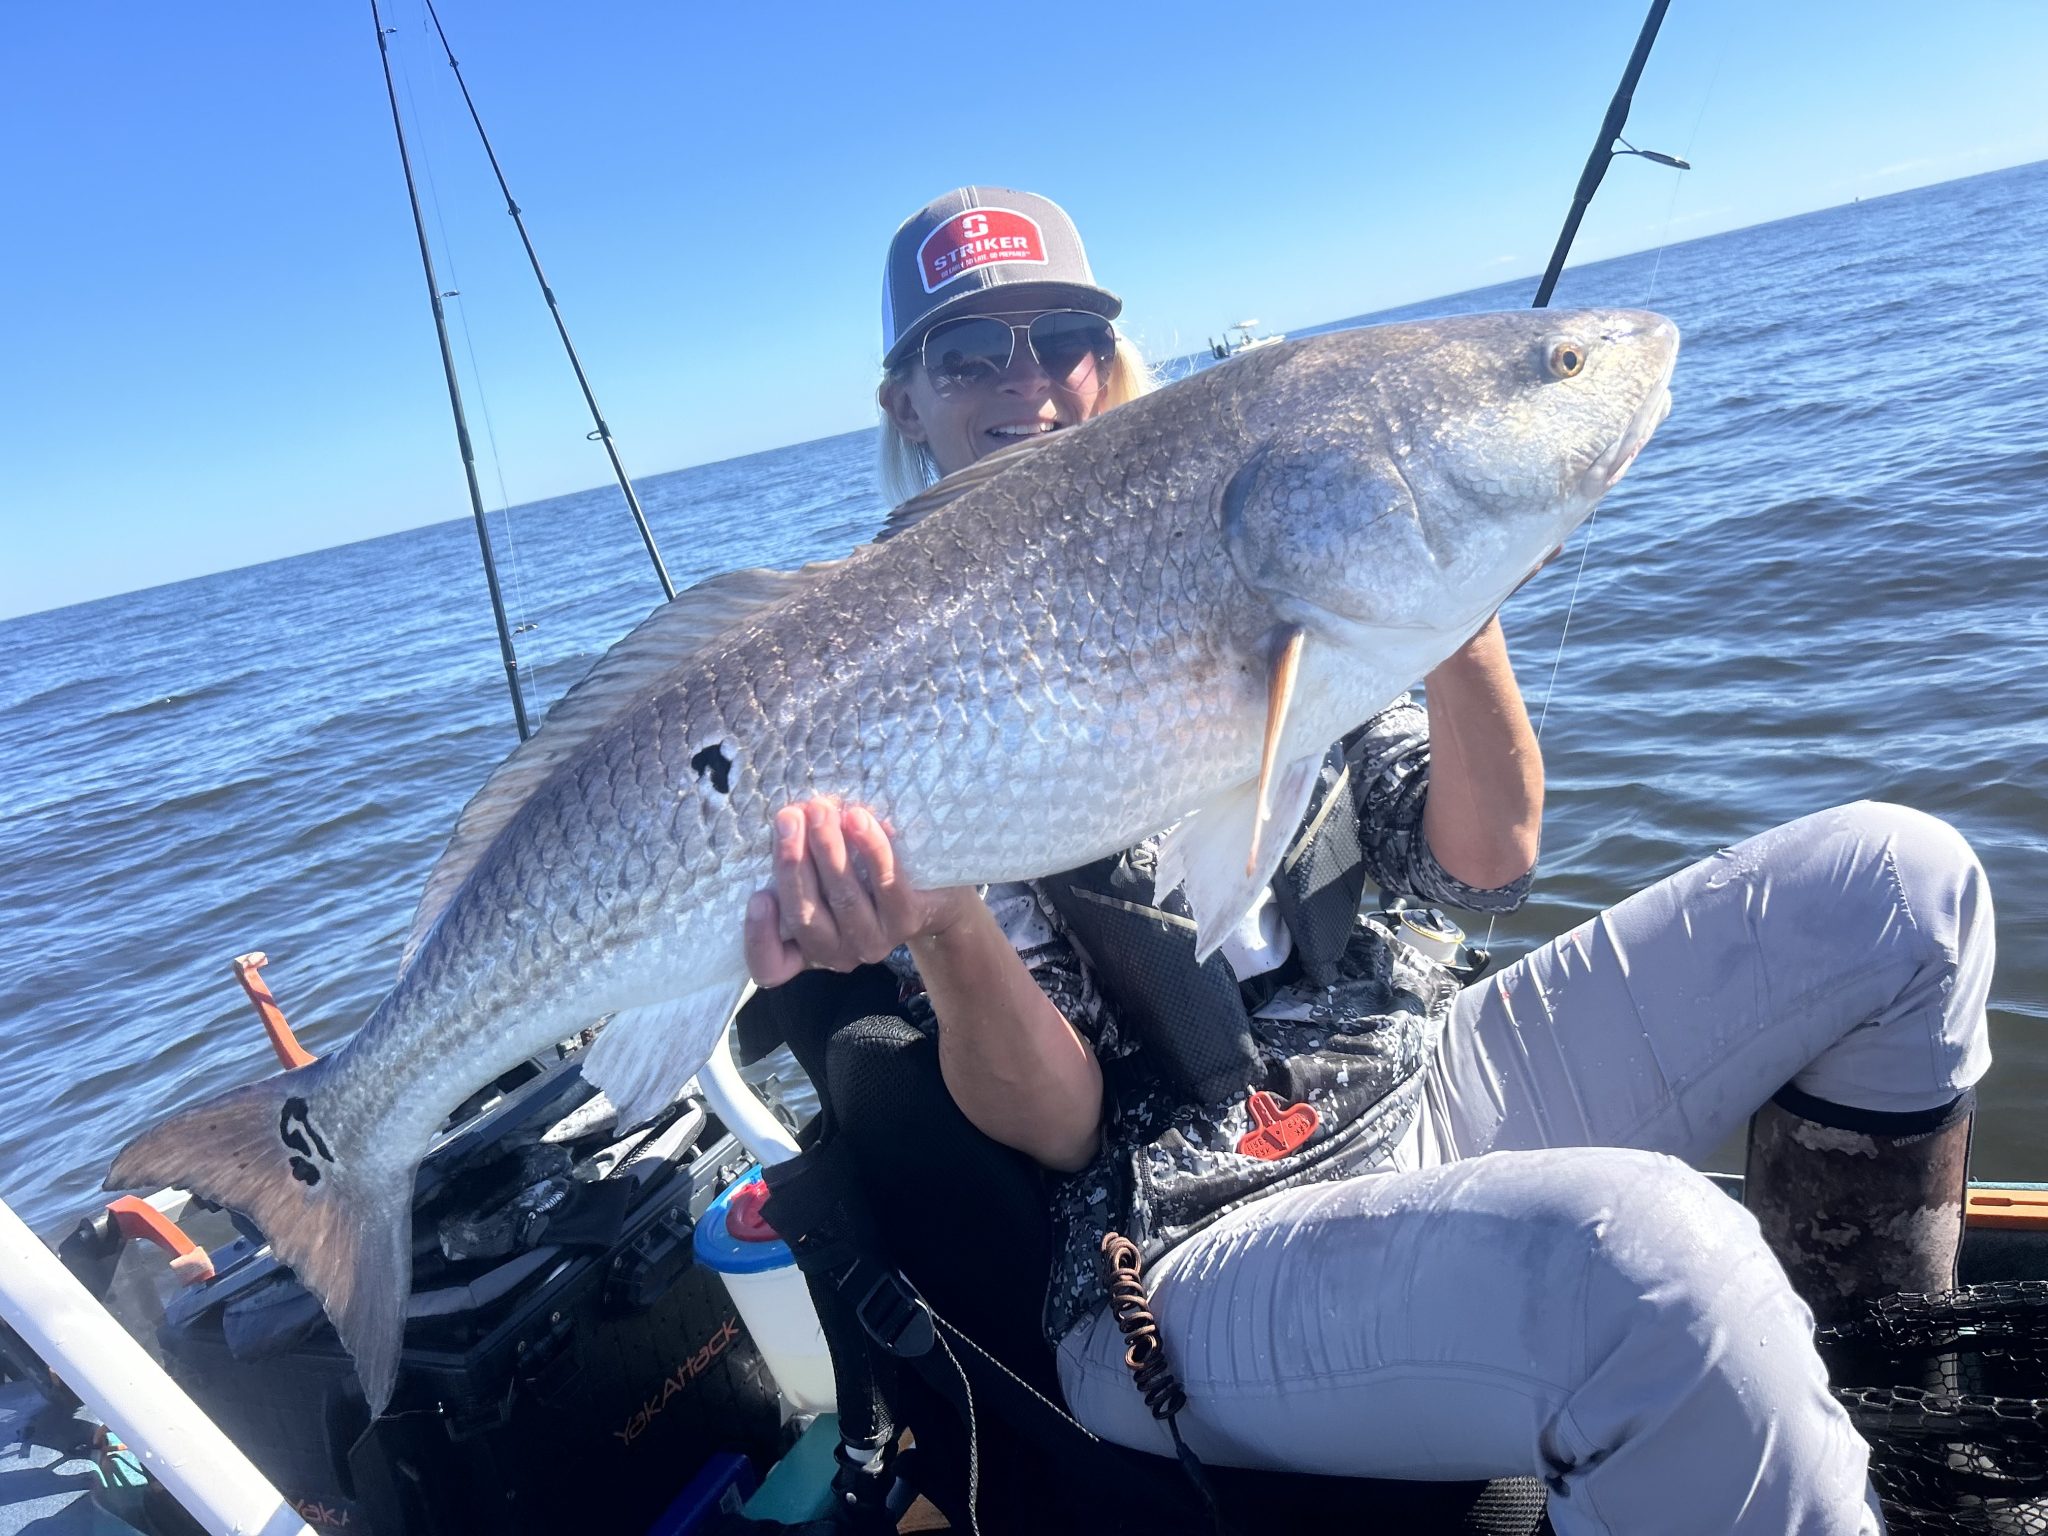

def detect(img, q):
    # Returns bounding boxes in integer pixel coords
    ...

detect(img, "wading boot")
[1744,1085,1974,1332]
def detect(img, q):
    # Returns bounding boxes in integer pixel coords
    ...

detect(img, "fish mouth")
[1597,384,1671,489]
[1589,335,1678,493]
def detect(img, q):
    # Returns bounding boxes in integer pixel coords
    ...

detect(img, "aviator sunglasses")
[919,310,1118,395]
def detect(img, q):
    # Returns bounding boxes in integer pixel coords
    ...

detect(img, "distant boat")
[1209,318,1286,360]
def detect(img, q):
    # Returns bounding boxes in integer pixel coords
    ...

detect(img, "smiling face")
[880,307,1116,477]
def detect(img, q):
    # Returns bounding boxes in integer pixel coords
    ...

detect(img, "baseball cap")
[881,187,1122,368]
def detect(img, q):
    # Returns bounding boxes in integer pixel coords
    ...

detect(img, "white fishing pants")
[1058,801,1995,1535]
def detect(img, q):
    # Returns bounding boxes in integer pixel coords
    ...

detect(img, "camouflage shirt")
[886,694,1532,1347]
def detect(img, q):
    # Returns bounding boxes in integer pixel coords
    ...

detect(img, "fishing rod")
[418,0,677,602]
[1531,0,1690,308]
[370,0,533,739]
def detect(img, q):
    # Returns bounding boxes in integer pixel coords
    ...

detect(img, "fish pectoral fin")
[1253,625,1307,875]
[580,985,747,1132]
[1156,756,1323,964]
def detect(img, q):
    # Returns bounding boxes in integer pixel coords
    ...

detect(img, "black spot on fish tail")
[280,1097,335,1163]
[106,1060,422,1416]
[690,744,734,795]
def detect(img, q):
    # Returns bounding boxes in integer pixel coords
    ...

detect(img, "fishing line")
[1644,5,1736,306]
[1511,3,1733,849]
[395,13,542,699]
[1532,507,1603,744]
[934,1331,984,1536]
[1483,0,1687,955]
[1479,504,1604,956]
[1490,26,1726,960]
[1644,167,1686,304]
[1534,5,1730,749]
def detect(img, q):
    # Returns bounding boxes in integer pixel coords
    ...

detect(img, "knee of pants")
[1557,1150,1809,1376]
[1798,800,1994,1105]
[1835,799,1990,934]
[1519,1153,1865,1516]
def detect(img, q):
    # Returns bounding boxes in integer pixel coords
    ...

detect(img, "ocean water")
[2,162,2043,1235]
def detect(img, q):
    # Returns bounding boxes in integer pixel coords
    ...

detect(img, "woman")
[745,187,1995,1534]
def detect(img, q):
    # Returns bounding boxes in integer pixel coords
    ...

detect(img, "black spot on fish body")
[690,743,734,794]
[288,1156,322,1187]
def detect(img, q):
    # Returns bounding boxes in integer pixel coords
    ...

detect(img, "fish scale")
[108,308,1678,1413]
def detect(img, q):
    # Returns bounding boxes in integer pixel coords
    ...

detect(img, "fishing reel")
[1369,894,1492,984]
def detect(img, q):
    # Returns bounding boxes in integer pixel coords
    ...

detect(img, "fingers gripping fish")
[108,309,1679,1414]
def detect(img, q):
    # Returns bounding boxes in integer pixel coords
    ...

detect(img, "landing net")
[1822,1281,2048,1534]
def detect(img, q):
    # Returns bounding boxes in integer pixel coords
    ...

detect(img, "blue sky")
[3,1,2044,619]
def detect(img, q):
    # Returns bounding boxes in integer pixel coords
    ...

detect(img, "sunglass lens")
[924,317,1013,392]
[1029,312,1116,389]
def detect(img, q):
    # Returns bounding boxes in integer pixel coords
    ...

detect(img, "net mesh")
[1819,1282,2048,1534]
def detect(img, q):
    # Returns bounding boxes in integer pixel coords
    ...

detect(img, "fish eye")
[1545,340,1588,379]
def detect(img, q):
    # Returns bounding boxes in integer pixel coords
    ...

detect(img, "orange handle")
[232,951,317,1070]
[106,1196,215,1284]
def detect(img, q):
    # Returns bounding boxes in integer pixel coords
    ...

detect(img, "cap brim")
[882,281,1123,369]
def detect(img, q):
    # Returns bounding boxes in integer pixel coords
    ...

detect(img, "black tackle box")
[155,1061,786,1536]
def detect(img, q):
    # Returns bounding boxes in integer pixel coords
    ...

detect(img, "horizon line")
[5,154,2040,628]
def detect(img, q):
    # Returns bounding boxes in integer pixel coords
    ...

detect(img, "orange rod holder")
[105,1196,215,1285]
[1965,1185,2048,1232]
[231,952,318,1070]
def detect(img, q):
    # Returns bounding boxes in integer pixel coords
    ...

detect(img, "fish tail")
[106,1059,416,1416]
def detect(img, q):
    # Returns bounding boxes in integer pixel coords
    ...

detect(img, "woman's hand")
[741,797,1103,1170]
[743,798,979,987]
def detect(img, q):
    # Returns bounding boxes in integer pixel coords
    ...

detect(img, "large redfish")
[110,309,1678,1413]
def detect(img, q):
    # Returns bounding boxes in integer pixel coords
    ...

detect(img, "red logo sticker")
[916,208,1048,293]
[1235,1090,1320,1161]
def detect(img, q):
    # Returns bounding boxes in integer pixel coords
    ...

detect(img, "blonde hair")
[876,334,1159,506]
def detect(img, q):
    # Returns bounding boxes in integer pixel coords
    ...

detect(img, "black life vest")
[1037,744,1368,1105]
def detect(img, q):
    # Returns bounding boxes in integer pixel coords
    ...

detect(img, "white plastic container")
[693,1168,836,1415]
